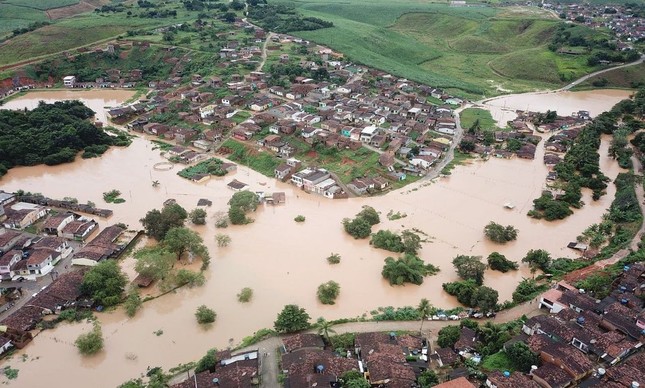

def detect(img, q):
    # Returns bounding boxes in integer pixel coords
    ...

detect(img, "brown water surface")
[0,90,626,387]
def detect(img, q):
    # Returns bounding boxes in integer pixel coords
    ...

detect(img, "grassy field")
[2,0,79,10]
[574,63,645,90]
[481,351,515,372]
[459,108,499,131]
[273,0,602,98]
[0,3,48,36]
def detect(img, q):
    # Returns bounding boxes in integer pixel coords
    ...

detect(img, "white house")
[63,76,76,87]
[359,126,379,143]
[199,104,216,119]
[0,250,22,280]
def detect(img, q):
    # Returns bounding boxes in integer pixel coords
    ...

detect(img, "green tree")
[342,370,370,388]
[437,325,460,348]
[315,317,336,342]
[342,217,372,239]
[471,285,499,312]
[163,227,208,260]
[195,348,218,373]
[189,208,207,225]
[487,252,519,272]
[317,281,341,305]
[140,203,188,240]
[134,246,175,281]
[215,233,231,247]
[417,298,432,332]
[418,369,439,387]
[382,253,439,286]
[228,191,259,212]
[371,230,404,252]
[237,287,253,302]
[274,304,311,333]
[326,253,341,264]
[195,305,217,324]
[75,323,104,355]
[452,255,486,285]
[228,205,248,225]
[506,342,539,372]
[124,288,142,317]
[81,260,127,306]
[442,280,478,306]
[401,230,422,254]
[484,222,518,243]
[356,206,380,225]
[522,249,552,274]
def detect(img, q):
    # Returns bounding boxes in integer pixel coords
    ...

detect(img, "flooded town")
[0,2,644,387]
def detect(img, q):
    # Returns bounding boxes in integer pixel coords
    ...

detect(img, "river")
[0,89,629,387]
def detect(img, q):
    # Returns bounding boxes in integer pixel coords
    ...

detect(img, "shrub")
[317,281,340,305]
[437,325,460,348]
[342,217,372,239]
[124,289,143,317]
[75,323,104,355]
[237,287,253,303]
[382,253,439,286]
[216,234,231,247]
[327,253,341,264]
[294,215,306,223]
[484,222,518,243]
[189,208,207,225]
[371,230,404,252]
[195,305,217,324]
[487,252,519,272]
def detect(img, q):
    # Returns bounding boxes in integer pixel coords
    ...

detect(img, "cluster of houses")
[550,2,645,46]
[172,349,260,388]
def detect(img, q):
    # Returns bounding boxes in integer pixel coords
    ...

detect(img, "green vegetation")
[237,287,253,303]
[317,281,341,305]
[222,139,280,178]
[124,289,143,318]
[81,260,127,307]
[417,370,439,387]
[460,108,498,132]
[437,325,460,348]
[371,229,422,254]
[134,246,175,283]
[194,349,218,373]
[274,304,311,333]
[215,233,231,247]
[326,253,341,264]
[280,0,608,97]
[522,249,552,274]
[189,208,207,225]
[140,203,188,241]
[236,328,278,349]
[178,158,228,180]
[5,0,79,10]
[484,222,518,244]
[3,366,18,380]
[512,278,548,303]
[103,189,125,204]
[576,63,645,90]
[228,191,260,225]
[163,227,209,261]
[452,255,486,285]
[75,323,104,356]
[386,210,407,220]
[487,252,519,272]
[0,101,127,178]
[506,342,540,373]
[294,215,306,223]
[248,3,333,33]
[481,351,515,372]
[342,206,380,239]
[443,280,499,311]
[381,253,440,286]
[195,305,216,325]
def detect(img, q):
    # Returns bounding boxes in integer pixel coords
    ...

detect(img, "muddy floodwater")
[481,89,634,125]
[0,89,628,386]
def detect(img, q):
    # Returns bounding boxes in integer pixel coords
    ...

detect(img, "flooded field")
[480,89,634,125]
[0,89,628,386]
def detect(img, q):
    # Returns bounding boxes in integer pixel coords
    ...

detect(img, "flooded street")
[0,89,628,386]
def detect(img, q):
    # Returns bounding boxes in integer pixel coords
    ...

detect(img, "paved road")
[421,105,468,182]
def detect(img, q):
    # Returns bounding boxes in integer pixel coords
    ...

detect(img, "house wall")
[71,258,100,267]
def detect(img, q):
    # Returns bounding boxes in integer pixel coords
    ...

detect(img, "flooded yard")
[0,89,628,386]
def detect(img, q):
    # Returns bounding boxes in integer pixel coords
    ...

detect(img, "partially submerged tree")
[317,281,341,305]
[522,249,552,274]
[140,203,188,240]
[382,253,439,286]
[189,208,207,225]
[75,323,104,356]
[274,304,311,333]
[163,227,208,260]
[227,191,259,225]
[81,260,127,307]
[215,233,231,247]
[452,255,486,285]
[195,305,217,324]
[484,222,518,244]
[487,252,519,272]
[134,246,175,282]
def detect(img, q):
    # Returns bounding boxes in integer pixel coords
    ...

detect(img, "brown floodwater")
[480,89,634,126]
[0,90,627,386]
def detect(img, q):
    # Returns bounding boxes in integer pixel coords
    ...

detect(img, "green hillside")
[270,0,613,98]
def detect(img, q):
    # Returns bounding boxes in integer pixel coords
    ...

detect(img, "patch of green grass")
[231,111,252,124]
[222,139,281,177]
[0,4,47,36]
[151,140,174,151]
[460,108,498,131]
[5,0,79,10]
[481,351,515,372]
[441,150,474,175]
[574,62,645,90]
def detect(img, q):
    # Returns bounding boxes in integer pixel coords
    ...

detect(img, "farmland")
[271,0,607,98]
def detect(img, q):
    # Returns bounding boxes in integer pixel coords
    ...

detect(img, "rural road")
[630,152,645,251]
[561,55,645,91]
[256,32,275,72]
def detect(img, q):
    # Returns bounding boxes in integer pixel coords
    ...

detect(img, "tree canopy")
[382,253,439,286]
[80,260,127,306]
[452,255,486,285]
[437,325,460,348]
[343,206,380,239]
[484,222,518,244]
[274,304,311,333]
[317,281,340,305]
[0,101,129,176]
[163,226,209,260]
[522,249,552,274]
[227,191,259,225]
[487,252,519,272]
[134,246,175,281]
[140,203,188,240]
